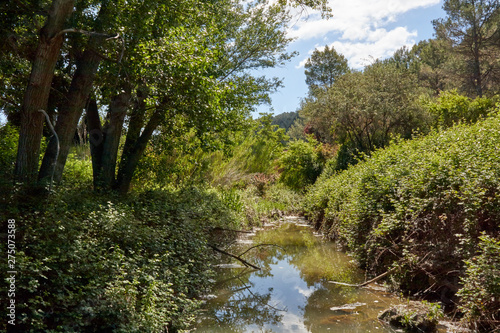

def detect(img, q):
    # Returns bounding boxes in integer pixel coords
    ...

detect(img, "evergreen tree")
[434,0,500,96]
[304,45,349,94]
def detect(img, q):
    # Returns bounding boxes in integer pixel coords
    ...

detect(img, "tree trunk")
[15,0,75,185]
[115,109,163,193]
[88,91,130,191]
[472,18,483,97]
[473,44,483,97]
[99,91,130,190]
[38,46,102,184]
[86,98,104,190]
[39,1,112,184]
[120,89,147,164]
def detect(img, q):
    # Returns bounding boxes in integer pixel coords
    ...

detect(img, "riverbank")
[303,116,500,331]
[199,215,489,332]
[0,186,248,332]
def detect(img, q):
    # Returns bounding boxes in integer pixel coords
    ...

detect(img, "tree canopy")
[304,45,349,94]
[2,0,330,192]
[434,0,500,96]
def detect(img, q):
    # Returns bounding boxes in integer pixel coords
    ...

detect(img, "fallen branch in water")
[210,227,254,234]
[215,267,257,286]
[331,252,434,288]
[329,266,398,288]
[209,244,261,270]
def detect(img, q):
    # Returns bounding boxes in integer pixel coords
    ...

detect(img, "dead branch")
[230,286,252,294]
[330,252,433,288]
[211,227,254,234]
[54,28,118,40]
[51,29,125,64]
[215,267,257,286]
[209,244,260,270]
[39,109,59,191]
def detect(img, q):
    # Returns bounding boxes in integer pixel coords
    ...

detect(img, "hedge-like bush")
[457,235,500,330]
[1,187,243,332]
[304,114,500,321]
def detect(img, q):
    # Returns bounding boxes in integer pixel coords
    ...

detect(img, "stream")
[195,216,405,333]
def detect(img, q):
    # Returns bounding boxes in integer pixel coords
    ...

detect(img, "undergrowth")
[239,180,304,225]
[0,186,244,332]
[304,114,500,329]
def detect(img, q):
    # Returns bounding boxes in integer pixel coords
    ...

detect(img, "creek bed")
[195,216,404,332]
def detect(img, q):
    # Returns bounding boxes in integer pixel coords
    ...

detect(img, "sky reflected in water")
[196,217,402,333]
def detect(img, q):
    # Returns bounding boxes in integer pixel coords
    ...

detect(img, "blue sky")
[254,0,446,117]
[0,1,446,125]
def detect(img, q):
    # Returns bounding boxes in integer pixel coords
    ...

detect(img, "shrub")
[61,146,93,187]
[0,186,243,332]
[425,90,497,128]
[378,300,443,332]
[457,234,500,330]
[279,138,325,192]
[238,182,303,225]
[304,114,500,308]
[0,123,18,181]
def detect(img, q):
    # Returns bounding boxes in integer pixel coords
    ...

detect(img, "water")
[196,216,403,333]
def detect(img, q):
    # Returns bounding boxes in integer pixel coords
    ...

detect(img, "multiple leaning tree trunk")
[38,1,112,185]
[13,0,172,194]
[15,0,162,194]
[87,91,131,192]
[15,0,75,185]
[115,102,165,193]
[38,42,103,184]
[86,91,164,193]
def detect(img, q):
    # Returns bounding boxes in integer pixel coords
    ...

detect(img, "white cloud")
[291,0,440,69]
[289,0,439,41]
[294,285,315,297]
[333,27,418,68]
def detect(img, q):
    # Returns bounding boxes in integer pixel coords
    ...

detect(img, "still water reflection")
[196,217,401,333]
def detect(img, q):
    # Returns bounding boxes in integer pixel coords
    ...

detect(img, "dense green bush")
[278,138,325,192]
[1,186,244,332]
[0,123,19,181]
[210,114,288,187]
[457,234,500,330]
[424,90,497,128]
[241,181,304,223]
[61,146,93,187]
[304,114,500,311]
[134,115,287,190]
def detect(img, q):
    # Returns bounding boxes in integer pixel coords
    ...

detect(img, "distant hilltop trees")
[271,111,299,132]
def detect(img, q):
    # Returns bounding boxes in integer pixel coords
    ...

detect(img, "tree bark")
[99,91,130,190]
[120,89,147,165]
[115,108,163,193]
[39,1,112,184]
[472,36,483,97]
[38,45,102,184]
[88,91,130,191]
[86,98,104,190]
[471,16,483,97]
[15,0,75,185]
